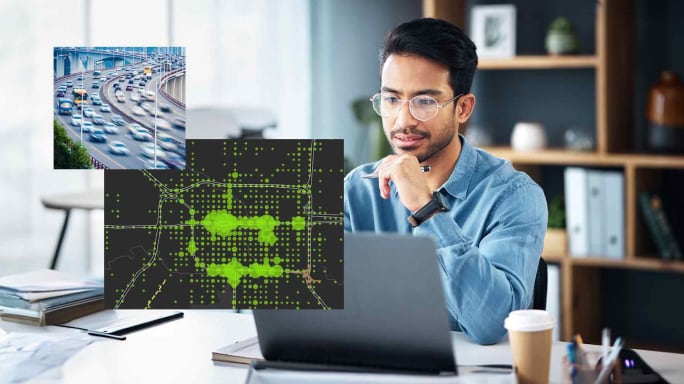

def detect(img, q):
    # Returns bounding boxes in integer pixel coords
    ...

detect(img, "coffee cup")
[504,309,555,384]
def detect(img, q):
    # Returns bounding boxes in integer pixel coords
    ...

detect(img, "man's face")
[380,54,458,163]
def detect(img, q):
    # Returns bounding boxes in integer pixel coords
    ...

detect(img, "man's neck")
[420,135,462,191]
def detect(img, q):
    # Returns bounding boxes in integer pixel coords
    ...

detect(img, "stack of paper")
[0,269,104,326]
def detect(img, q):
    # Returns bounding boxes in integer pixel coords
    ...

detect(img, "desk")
[41,189,104,269]
[1,310,683,383]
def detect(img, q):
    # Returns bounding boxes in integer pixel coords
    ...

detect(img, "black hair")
[380,18,478,96]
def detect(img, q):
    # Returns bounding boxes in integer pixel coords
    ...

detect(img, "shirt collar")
[390,134,477,201]
[441,134,476,201]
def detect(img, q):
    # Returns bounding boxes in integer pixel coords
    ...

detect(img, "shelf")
[483,147,684,167]
[567,256,684,273]
[478,55,598,70]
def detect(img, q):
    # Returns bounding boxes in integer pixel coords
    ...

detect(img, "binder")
[586,170,605,257]
[564,167,588,257]
[603,171,624,259]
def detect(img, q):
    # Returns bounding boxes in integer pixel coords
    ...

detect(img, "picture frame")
[470,4,517,58]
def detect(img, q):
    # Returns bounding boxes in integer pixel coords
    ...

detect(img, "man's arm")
[414,181,548,345]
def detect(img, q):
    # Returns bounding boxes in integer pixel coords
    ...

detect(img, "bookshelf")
[424,0,684,350]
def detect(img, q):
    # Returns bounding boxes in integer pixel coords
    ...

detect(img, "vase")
[511,122,546,151]
[647,71,684,153]
[545,32,577,55]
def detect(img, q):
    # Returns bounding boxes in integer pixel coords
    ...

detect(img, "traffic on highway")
[53,47,186,169]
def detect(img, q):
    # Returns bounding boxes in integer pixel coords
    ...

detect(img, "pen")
[595,337,623,384]
[55,324,127,341]
[361,165,431,179]
[602,328,610,366]
[87,330,127,340]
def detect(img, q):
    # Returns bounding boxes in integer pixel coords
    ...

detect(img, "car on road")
[113,83,121,90]
[142,159,170,169]
[128,79,135,84]
[92,114,105,125]
[91,82,100,89]
[173,117,185,129]
[128,124,152,141]
[91,95,102,105]
[100,104,111,113]
[140,143,166,159]
[159,104,172,113]
[118,77,125,82]
[162,152,186,169]
[103,122,119,134]
[143,90,156,101]
[65,81,73,87]
[153,117,171,130]
[58,85,66,92]
[109,141,129,155]
[81,121,94,133]
[130,93,141,102]
[100,77,107,82]
[89,128,107,143]
[76,76,83,81]
[157,133,180,152]
[70,114,83,126]
[141,103,156,115]
[111,115,125,126]
[131,106,145,116]
[83,107,95,117]
[143,159,170,169]
[56,90,65,97]
[125,85,134,91]
[138,81,146,87]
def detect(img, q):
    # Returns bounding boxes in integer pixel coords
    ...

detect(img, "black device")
[618,348,669,384]
[598,348,670,384]
[253,233,458,374]
[408,190,449,227]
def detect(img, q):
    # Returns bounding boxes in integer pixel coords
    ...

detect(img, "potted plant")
[543,194,568,257]
[545,17,579,55]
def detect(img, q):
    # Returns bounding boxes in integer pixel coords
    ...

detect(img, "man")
[344,18,547,345]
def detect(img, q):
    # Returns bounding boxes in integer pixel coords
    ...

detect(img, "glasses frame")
[370,92,464,122]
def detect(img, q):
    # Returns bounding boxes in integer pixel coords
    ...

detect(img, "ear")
[456,93,476,124]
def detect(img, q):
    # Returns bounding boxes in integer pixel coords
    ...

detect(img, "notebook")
[252,232,457,374]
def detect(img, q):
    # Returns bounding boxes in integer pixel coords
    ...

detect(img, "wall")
[310,0,422,164]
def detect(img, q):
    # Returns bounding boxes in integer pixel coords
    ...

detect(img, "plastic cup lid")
[504,309,555,332]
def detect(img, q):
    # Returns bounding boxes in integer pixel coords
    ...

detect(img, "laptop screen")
[253,232,457,374]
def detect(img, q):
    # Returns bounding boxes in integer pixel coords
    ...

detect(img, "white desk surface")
[2,310,683,383]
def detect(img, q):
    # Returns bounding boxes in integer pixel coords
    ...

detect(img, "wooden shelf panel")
[483,147,684,168]
[568,256,684,273]
[478,55,598,70]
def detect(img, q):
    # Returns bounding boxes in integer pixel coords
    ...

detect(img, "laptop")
[253,232,457,374]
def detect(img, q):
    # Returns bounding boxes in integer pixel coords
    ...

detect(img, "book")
[638,192,684,261]
[603,171,624,259]
[212,336,264,364]
[0,269,104,326]
[0,295,104,326]
[564,167,589,257]
[587,170,605,256]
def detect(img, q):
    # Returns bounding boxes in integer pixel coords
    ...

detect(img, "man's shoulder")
[473,147,540,191]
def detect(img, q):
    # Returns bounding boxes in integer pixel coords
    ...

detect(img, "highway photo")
[53,47,186,169]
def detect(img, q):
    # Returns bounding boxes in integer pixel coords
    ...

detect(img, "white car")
[130,93,141,102]
[109,141,129,155]
[153,118,171,130]
[141,142,166,159]
[128,124,152,141]
[131,106,145,116]
[81,121,94,133]
[143,90,156,101]
[70,114,83,126]
[100,104,111,113]
[83,107,95,118]
[103,122,119,134]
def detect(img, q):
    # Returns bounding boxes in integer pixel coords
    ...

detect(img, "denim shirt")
[344,135,548,345]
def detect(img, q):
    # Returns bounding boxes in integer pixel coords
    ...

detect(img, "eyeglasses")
[370,92,463,122]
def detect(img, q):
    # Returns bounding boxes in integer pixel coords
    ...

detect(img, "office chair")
[532,257,548,310]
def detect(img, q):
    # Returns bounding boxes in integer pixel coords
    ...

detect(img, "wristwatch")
[408,191,449,227]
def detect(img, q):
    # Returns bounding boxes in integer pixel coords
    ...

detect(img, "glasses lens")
[409,95,439,121]
[372,93,403,118]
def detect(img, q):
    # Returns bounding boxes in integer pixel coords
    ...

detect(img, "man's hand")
[375,154,433,212]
